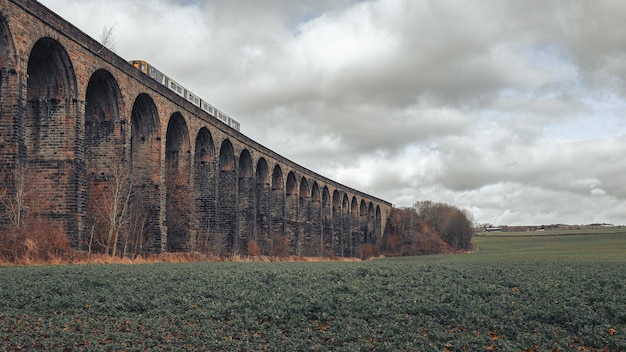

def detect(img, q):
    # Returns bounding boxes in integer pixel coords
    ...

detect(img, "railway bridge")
[0,0,391,257]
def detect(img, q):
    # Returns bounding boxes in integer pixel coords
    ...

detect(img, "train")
[129,60,240,132]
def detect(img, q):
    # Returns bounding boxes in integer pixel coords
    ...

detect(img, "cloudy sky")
[39,0,626,226]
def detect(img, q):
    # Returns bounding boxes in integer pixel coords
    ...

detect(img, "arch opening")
[130,93,161,252]
[255,158,270,254]
[165,113,192,252]
[270,165,286,256]
[84,69,133,256]
[285,172,298,254]
[350,196,359,257]
[298,177,312,256]
[194,127,215,253]
[216,139,236,254]
[24,37,79,241]
[237,149,254,254]
[341,194,350,257]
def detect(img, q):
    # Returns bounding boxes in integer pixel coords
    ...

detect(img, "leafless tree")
[0,163,37,228]
[86,160,135,257]
[0,164,68,263]
[98,24,116,52]
[166,164,197,252]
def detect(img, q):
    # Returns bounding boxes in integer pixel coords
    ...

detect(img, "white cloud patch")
[39,0,626,225]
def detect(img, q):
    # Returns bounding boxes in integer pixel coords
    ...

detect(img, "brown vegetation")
[382,208,452,256]
[85,160,149,258]
[381,202,475,256]
[0,164,474,264]
[414,201,474,251]
[0,164,71,264]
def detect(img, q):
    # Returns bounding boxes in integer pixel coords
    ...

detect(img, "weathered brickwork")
[0,0,392,256]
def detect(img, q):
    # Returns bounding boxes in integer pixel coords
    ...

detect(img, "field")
[0,233,625,351]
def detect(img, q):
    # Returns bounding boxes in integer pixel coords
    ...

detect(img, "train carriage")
[129,60,240,131]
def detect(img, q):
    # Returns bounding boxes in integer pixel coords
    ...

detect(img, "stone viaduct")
[0,0,392,257]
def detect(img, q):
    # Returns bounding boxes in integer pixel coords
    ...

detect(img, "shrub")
[0,216,70,264]
[247,240,261,256]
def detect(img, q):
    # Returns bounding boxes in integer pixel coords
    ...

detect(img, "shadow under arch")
[25,37,80,242]
[130,92,162,252]
[165,112,192,252]
[217,139,236,254]
[237,149,254,253]
[194,127,215,253]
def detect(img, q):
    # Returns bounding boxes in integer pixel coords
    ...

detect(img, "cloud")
[39,0,626,225]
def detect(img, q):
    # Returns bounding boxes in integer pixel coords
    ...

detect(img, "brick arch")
[85,69,123,171]
[165,112,192,252]
[271,164,284,253]
[130,93,162,251]
[237,149,254,253]
[27,37,76,101]
[217,139,236,254]
[360,200,368,243]
[332,190,342,256]
[350,196,359,256]
[25,36,80,241]
[285,171,298,253]
[341,193,350,257]
[84,69,125,254]
[310,182,322,256]
[367,202,375,244]
[285,171,298,195]
[255,157,270,253]
[298,176,311,255]
[299,177,310,197]
[322,186,332,255]
[375,205,382,245]
[165,113,190,173]
[218,139,235,171]
[194,127,215,253]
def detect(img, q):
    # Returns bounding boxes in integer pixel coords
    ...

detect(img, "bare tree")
[0,164,68,263]
[98,24,116,52]
[86,160,134,257]
[166,164,197,252]
[0,163,37,228]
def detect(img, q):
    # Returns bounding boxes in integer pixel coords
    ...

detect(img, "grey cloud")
[39,0,626,225]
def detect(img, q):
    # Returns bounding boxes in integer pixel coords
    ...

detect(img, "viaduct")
[0,0,392,257]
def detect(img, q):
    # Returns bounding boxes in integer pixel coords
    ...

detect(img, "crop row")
[0,259,624,351]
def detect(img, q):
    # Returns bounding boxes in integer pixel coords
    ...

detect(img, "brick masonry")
[0,0,391,256]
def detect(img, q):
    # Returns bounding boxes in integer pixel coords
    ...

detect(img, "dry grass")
[0,216,366,266]
[0,249,363,266]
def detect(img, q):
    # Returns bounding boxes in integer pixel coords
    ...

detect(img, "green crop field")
[1,233,625,351]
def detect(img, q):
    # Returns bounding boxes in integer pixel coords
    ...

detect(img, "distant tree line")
[380,201,474,257]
